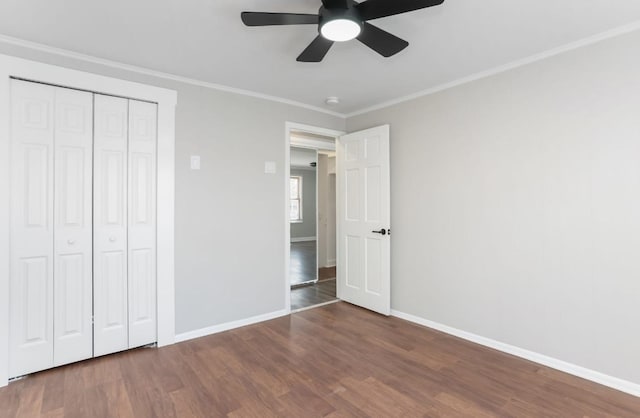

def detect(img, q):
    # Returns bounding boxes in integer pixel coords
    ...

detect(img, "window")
[290,176,302,222]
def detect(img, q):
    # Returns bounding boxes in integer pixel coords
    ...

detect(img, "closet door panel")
[94,95,129,356]
[9,80,55,377]
[128,100,157,348]
[53,87,93,366]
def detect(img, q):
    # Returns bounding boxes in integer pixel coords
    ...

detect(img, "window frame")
[290,175,303,223]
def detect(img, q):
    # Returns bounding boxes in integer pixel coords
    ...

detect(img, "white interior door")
[9,80,56,377]
[337,125,391,315]
[53,87,94,366]
[127,100,157,348]
[93,94,129,356]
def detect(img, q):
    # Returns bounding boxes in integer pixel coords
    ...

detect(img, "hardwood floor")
[291,279,337,311]
[290,243,337,310]
[290,241,317,285]
[2,302,639,417]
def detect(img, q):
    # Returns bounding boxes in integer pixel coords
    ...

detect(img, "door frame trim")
[285,122,344,313]
[0,54,178,387]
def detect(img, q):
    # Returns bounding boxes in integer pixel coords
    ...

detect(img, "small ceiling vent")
[325,96,340,106]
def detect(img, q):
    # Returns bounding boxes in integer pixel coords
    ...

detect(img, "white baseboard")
[175,309,289,343]
[319,263,336,269]
[391,310,640,398]
[291,236,316,243]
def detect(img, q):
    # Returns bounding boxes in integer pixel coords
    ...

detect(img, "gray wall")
[290,168,317,239]
[347,30,640,384]
[0,43,345,334]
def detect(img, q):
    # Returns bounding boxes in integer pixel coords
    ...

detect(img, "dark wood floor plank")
[291,279,337,311]
[14,381,44,418]
[0,385,22,418]
[39,368,65,414]
[1,302,639,417]
[168,388,205,418]
[290,241,317,285]
[61,363,91,418]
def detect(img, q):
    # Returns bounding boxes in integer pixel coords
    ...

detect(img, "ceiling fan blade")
[321,0,349,9]
[357,22,409,57]
[241,12,319,26]
[356,0,444,21]
[297,36,334,62]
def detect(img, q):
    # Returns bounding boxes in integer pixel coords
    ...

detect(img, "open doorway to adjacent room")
[287,125,342,312]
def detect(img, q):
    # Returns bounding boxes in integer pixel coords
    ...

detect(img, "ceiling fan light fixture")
[320,18,361,42]
[241,0,446,62]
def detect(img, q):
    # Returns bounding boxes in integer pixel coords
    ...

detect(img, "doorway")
[285,123,343,312]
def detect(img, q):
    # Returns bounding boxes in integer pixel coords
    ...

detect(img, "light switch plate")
[264,161,276,174]
[190,155,201,170]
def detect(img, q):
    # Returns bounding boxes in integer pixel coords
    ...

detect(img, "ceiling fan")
[241,0,445,62]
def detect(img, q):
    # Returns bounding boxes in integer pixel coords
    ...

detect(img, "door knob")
[67,239,75,245]
[372,229,388,236]
[109,236,117,242]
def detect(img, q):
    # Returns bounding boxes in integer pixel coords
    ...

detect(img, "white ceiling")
[1,0,640,114]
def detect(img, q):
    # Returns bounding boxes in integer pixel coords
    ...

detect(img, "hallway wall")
[290,168,317,240]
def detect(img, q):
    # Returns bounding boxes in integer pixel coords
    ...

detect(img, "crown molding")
[0,34,345,119]
[346,20,640,118]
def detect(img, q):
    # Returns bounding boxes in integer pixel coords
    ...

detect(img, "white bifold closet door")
[127,100,158,349]
[93,95,130,357]
[93,95,157,356]
[10,81,158,376]
[9,80,55,377]
[9,80,93,377]
[52,87,94,366]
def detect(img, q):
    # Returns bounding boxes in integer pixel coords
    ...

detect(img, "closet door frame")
[0,54,177,387]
